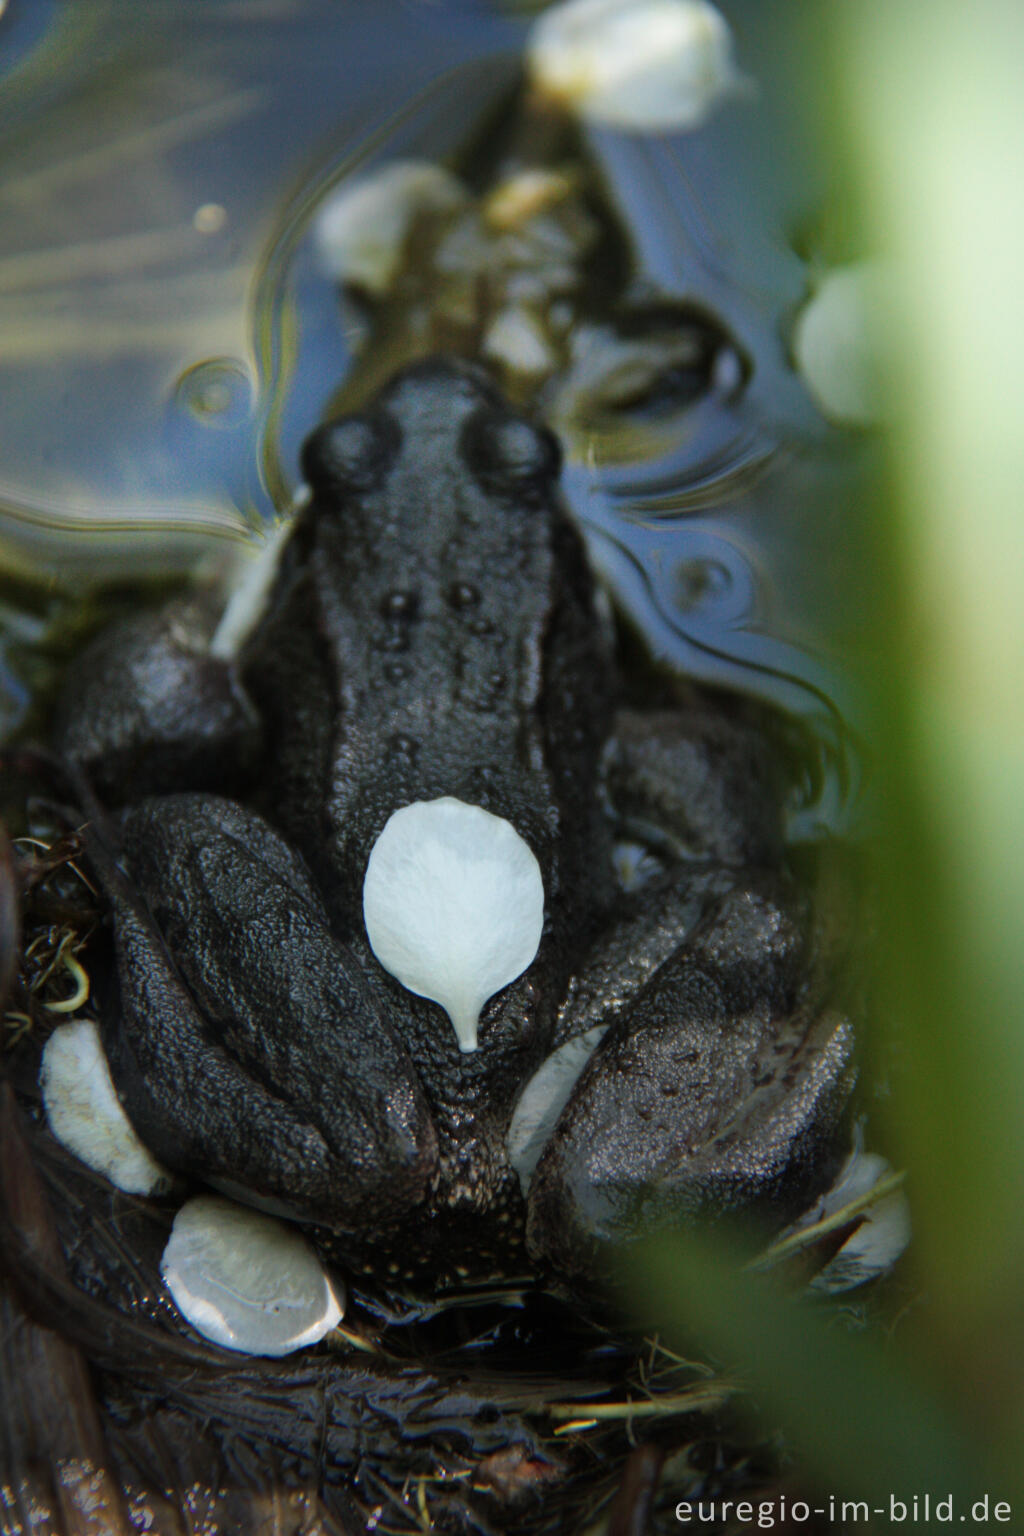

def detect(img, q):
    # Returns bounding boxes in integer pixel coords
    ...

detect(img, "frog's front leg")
[53,595,261,803]
[514,706,855,1280]
[93,795,438,1229]
[601,702,787,870]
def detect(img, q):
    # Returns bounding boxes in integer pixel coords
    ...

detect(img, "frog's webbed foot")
[92,795,437,1230]
[52,599,261,803]
[523,871,855,1280]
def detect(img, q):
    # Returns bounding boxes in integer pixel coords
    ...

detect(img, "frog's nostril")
[301,409,398,499]
[461,409,562,497]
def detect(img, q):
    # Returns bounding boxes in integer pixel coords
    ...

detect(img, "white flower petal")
[209,518,295,660]
[160,1195,344,1356]
[362,797,545,1053]
[779,1140,912,1295]
[313,161,466,295]
[792,262,887,427]
[810,1185,911,1295]
[483,305,557,379]
[806,1150,912,1294]
[528,0,748,133]
[40,1019,169,1195]
[507,1025,609,1193]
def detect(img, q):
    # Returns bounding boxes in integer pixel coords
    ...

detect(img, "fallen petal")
[792,262,887,427]
[40,1019,170,1195]
[528,0,749,133]
[507,1025,609,1193]
[160,1195,344,1356]
[363,797,545,1053]
[313,160,466,295]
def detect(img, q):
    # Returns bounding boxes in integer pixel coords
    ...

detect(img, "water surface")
[0,0,875,832]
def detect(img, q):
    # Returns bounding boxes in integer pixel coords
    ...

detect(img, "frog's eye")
[461,408,562,498]
[300,410,399,499]
[362,797,545,1053]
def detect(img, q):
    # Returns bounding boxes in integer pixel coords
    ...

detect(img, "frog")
[53,355,855,1285]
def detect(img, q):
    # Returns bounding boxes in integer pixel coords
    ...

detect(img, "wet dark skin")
[55,358,855,1284]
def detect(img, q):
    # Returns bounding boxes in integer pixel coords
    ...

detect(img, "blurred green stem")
[835,0,1024,1464]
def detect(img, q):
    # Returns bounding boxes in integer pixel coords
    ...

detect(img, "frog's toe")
[523,878,856,1280]
[97,795,438,1229]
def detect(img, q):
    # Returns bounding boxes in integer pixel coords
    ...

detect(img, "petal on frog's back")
[362,797,545,1053]
[160,1195,344,1356]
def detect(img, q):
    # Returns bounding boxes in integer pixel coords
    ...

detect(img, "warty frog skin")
[54,356,856,1285]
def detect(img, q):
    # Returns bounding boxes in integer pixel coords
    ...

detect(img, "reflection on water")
[0,0,873,836]
[0,0,523,587]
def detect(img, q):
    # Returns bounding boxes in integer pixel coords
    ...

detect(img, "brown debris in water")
[0,1081,133,1536]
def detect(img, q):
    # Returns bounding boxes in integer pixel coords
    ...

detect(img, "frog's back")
[244,357,615,935]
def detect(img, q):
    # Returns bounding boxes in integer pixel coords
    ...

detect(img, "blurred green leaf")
[833,0,1024,1330]
[631,1232,979,1505]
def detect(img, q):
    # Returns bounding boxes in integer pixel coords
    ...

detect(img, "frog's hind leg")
[85,795,438,1231]
[512,697,854,1276]
[517,869,856,1283]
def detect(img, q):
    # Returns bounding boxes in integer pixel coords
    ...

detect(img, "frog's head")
[299,356,562,553]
